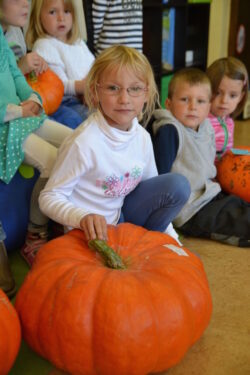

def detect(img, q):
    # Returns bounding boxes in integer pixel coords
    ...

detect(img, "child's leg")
[122,173,190,232]
[179,192,250,247]
[34,118,73,148]
[21,122,72,266]
[62,96,89,122]
[49,104,83,129]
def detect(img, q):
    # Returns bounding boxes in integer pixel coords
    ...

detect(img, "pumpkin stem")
[88,240,126,270]
[28,70,38,82]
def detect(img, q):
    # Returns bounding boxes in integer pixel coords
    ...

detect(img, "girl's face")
[210,75,245,118]
[166,81,211,131]
[0,0,29,30]
[40,0,73,42]
[96,66,148,131]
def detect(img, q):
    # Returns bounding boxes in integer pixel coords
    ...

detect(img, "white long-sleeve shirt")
[33,37,95,95]
[39,111,157,229]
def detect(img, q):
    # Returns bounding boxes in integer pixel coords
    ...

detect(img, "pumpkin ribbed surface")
[0,289,21,375]
[26,69,64,115]
[216,146,250,202]
[15,223,212,375]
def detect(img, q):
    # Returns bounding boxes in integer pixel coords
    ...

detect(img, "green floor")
[8,251,56,374]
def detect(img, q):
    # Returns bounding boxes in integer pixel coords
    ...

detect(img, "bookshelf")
[143,0,211,105]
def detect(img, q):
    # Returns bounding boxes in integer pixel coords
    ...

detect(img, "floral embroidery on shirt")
[96,166,143,197]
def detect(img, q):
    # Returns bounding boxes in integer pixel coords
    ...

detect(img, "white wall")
[207,0,231,66]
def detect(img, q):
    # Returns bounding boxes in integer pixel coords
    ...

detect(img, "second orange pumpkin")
[26,69,64,115]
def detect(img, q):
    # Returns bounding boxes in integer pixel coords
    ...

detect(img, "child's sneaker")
[165,222,182,246]
[20,230,48,267]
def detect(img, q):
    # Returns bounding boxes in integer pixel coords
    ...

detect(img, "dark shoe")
[0,223,16,298]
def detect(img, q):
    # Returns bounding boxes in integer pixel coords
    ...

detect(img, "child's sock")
[164,222,182,246]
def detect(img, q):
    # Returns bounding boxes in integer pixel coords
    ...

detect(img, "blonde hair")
[84,45,160,125]
[168,68,212,99]
[206,57,249,118]
[26,0,84,49]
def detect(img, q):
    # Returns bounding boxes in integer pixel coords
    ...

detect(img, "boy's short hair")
[168,68,212,99]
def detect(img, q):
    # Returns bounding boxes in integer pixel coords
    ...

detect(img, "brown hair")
[26,0,82,49]
[84,45,160,125]
[168,67,212,99]
[206,56,249,118]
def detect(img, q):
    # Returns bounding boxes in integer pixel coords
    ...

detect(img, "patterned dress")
[0,26,47,184]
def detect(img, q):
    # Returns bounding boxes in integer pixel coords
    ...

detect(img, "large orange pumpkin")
[0,289,21,375]
[26,69,64,115]
[216,146,250,202]
[15,223,212,375]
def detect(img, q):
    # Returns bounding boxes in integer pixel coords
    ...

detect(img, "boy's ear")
[165,98,171,109]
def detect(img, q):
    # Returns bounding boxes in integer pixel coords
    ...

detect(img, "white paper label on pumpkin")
[163,244,188,256]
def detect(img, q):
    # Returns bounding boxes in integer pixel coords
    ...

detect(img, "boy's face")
[0,0,29,30]
[166,82,211,131]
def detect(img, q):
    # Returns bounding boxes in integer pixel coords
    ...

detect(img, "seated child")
[1,0,82,128]
[151,68,250,247]
[206,56,249,158]
[39,45,190,243]
[0,23,72,267]
[26,0,95,122]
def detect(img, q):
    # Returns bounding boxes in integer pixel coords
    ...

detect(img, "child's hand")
[21,100,40,117]
[80,214,108,241]
[18,52,48,75]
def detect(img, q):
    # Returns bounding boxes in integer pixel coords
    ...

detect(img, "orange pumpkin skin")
[216,146,250,202]
[0,289,21,375]
[26,69,64,115]
[15,223,212,375]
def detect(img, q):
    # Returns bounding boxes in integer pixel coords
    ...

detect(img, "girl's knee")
[162,173,191,202]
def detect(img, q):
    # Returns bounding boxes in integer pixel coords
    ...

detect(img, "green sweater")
[0,25,46,184]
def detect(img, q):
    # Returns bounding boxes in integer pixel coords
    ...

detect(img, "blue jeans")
[62,96,89,122]
[120,173,190,232]
[50,104,82,129]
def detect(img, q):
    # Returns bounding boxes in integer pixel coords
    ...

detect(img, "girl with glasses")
[39,45,190,242]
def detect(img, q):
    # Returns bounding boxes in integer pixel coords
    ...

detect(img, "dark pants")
[119,173,191,232]
[180,192,250,247]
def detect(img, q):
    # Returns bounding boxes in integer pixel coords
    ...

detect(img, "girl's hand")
[21,101,40,117]
[18,52,48,75]
[80,214,108,241]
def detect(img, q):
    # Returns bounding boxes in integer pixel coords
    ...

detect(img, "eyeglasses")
[97,83,148,97]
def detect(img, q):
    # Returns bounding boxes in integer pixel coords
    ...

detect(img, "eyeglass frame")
[96,83,148,97]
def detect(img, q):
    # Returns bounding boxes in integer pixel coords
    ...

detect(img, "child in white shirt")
[39,45,190,241]
[26,0,95,122]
